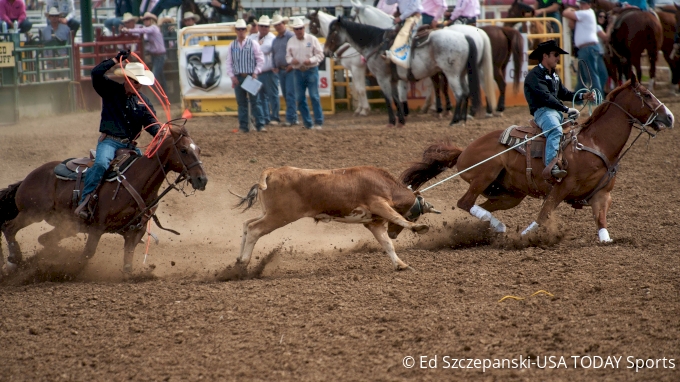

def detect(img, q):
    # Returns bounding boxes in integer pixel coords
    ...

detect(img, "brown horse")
[400,74,674,243]
[609,9,663,90]
[658,5,680,94]
[505,0,550,50]
[0,123,208,276]
[479,25,524,113]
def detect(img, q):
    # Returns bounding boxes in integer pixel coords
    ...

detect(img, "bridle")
[601,82,666,138]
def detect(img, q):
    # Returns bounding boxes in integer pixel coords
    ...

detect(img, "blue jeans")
[256,71,279,124]
[421,13,434,25]
[104,18,122,33]
[80,138,139,203]
[534,107,564,167]
[278,69,297,123]
[150,54,166,90]
[234,74,264,132]
[575,44,604,97]
[150,0,182,15]
[597,54,609,93]
[294,67,323,128]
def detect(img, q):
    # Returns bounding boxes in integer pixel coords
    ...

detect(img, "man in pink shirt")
[447,0,480,26]
[0,0,32,36]
[226,19,265,132]
[421,0,447,27]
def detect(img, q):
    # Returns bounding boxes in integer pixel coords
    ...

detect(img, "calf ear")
[423,201,442,214]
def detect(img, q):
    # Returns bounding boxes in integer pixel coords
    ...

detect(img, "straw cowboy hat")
[114,62,155,86]
[121,12,138,23]
[528,39,569,61]
[141,12,158,22]
[271,14,287,26]
[257,15,271,26]
[234,19,247,29]
[290,18,305,29]
[46,7,61,16]
[183,11,200,21]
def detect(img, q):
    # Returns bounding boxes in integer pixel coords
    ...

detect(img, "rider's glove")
[115,49,130,62]
[567,107,580,120]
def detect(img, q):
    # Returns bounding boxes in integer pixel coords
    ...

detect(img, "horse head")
[610,73,675,131]
[323,18,345,57]
[308,10,320,36]
[351,0,394,29]
[156,121,208,191]
[508,0,535,18]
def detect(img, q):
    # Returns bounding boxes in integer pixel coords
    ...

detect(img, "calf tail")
[0,181,21,226]
[230,184,260,211]
[399,143,463,190]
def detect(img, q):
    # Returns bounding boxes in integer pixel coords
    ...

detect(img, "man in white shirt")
[384,0,424,69]
[249,15,278,126]
[286,18,325,130]
[562,0,606,96]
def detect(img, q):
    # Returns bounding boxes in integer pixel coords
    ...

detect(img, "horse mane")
[579,80,631,133]
[335,18,388,49]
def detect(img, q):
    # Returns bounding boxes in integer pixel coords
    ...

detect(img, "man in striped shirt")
[227,19,265,133]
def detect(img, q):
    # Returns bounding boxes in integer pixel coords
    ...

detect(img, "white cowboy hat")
[141,12,158,22]
[234,19,247,29]
[257,15,271,26]
[290,18,305,29]
[271,14,287,26]
[46,7,61,16]
[121,12,138,23]
[114,62,155,86]
[183,11,200,21]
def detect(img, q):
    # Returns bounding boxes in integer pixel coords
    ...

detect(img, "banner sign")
[0,42,15,68]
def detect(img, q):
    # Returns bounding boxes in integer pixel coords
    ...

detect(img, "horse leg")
[431,74,444,116]
[441,74,453,117]
[364,221,411,271]
[474,193,527,233]
[446,73,467,125]
[81,230,102,260]
[455,164,506,229]
[647,47,657,91]
[521,186,571,235]
[352,65,370,116]
[37,223,77,247]
[122,227,147,274]
[589,189,614,243]
[1,211,39,268]
[398,80,409,118]
[376,75,397,128]
[494,67,506,113]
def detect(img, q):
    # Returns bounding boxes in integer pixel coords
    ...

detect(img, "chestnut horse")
[658,5,680,94]
[400,74,674,243]
[479,25,524,113]
[506,0,550,50]
[0,123,208,275]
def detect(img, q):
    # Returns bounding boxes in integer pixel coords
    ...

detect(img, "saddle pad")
[54,154,139,181]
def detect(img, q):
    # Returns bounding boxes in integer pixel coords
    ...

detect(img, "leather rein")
[115,129,203,235]
[570,85,664,205]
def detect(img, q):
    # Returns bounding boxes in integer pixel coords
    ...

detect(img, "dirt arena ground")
[1,93,679,380]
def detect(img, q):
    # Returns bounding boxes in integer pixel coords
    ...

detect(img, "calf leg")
[238,214,264,262]
[369,199,429,234]
[590,189,613,243]
[364,221,411,271]
[237,214,291,268]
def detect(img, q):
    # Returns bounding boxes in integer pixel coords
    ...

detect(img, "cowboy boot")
[551,165,567,179]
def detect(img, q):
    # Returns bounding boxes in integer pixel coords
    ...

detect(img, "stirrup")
[74,194,92,220]
[551,165,567,179]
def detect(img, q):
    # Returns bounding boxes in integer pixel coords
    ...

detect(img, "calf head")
[388,195,441,239]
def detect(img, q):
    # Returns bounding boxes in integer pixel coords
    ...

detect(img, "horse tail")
[400,142,463,191]
[231,184,260,211]
[506,27,524,94]
[465,35,482,115]
[0,181,21,225]
[479,30,498,113]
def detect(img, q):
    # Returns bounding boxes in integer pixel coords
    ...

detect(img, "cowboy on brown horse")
[74,51,161,220]
[524,40,595,179]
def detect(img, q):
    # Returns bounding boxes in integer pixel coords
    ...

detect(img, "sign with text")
[0,42,15,68]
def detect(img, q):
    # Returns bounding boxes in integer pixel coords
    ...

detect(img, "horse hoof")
[486,113,494,118]
[396,123,405,128]
[3,262,17,275]
[386,124,396,128]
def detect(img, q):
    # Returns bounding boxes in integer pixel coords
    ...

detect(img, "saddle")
[54,148,140,206]
[499,119,575,187]
[386,25,434,82]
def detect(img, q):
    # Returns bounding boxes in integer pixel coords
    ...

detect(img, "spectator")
[249,15,278,126]
[139,0,158,16]
[421,0,447,27]
[447,0,480,25]
[41,6,70,80]
[122,12,167,90]
[562,0,606,96]
[226,18,265,132]
[534,0,563,33]
[0,0,33,38]
[271,14,298,126]
[45,0,79,35]
[595,10,610,92]
[286,17,325,130]
[247,15,258,35]
[104,0,135,35]
[210,0,237,23]
[384,0,424,69]
[182,11,203,45]
[75,54,160,220]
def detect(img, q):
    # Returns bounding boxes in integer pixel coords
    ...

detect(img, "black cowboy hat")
[528,40,570,60]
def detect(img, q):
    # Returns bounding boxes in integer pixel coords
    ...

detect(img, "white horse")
[349,0,411,116]
[325,17,481,127]
[350,0,498,118]
[308,10,370,116]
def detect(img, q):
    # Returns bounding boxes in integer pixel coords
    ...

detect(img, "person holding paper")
[226,18,265,132]
[249,15,278,126]
[286,18,325,130]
